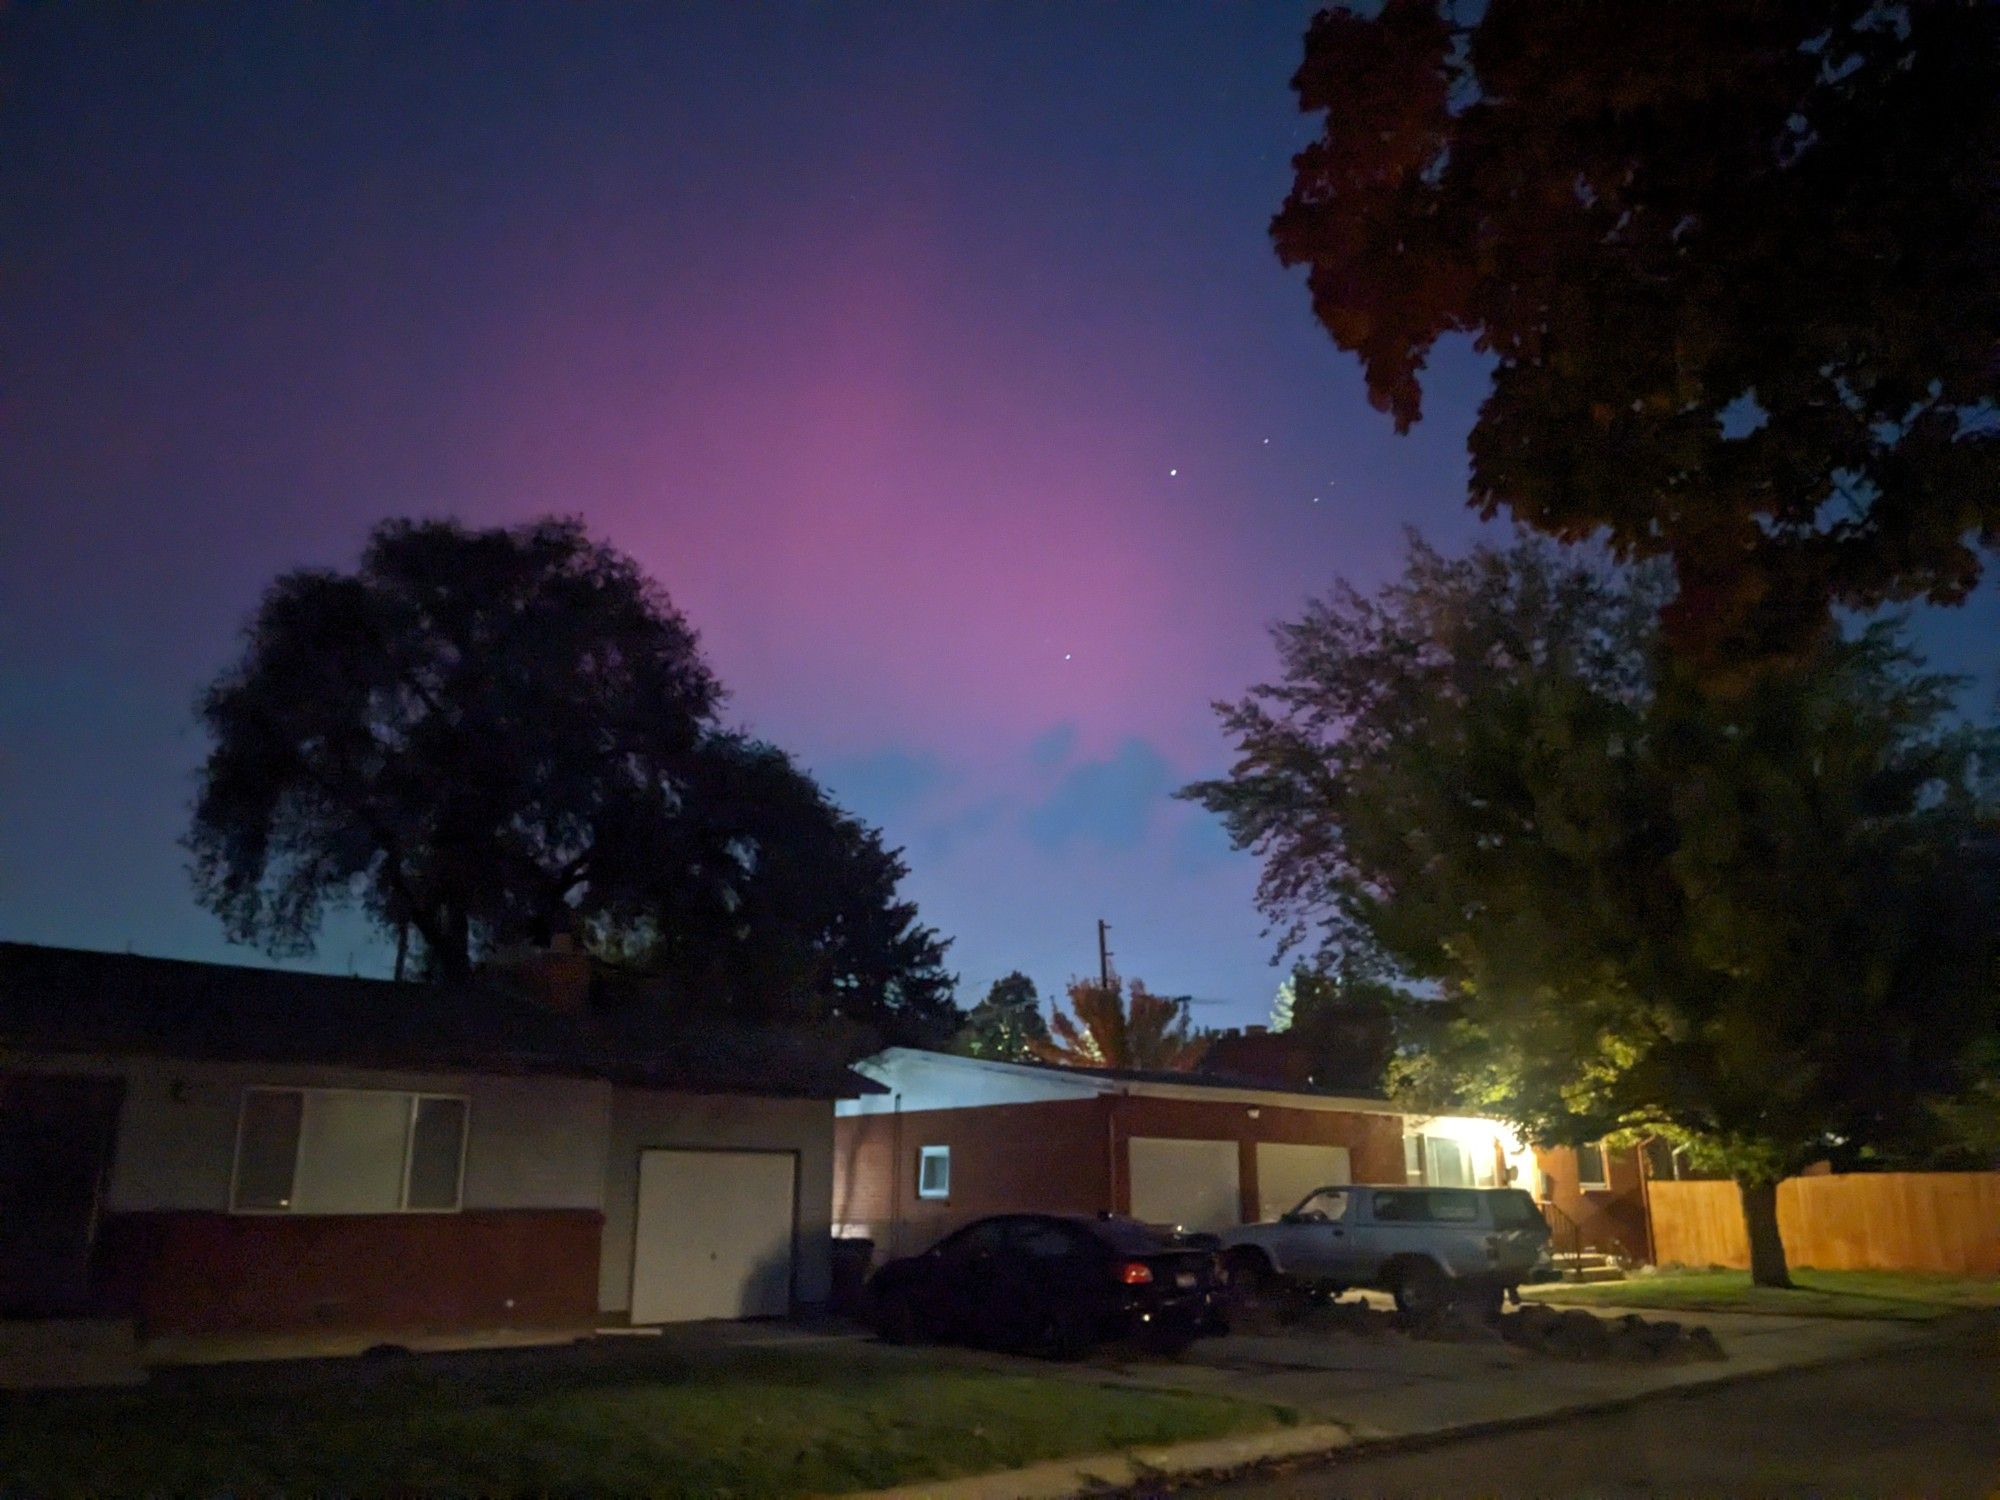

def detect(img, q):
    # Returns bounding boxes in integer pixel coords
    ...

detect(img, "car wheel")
[1461,1283,1506,1322]
[874,1288,924,1345]
[1224,1248,1272,1299]
[1391,1260,1449,1319]
[1033,1310,1094,1362]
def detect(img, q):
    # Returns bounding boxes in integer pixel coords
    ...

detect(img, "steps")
[1547,1252,1626,1284]
[0,1318,147,1390]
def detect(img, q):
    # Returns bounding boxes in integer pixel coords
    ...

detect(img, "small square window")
[1576,1142,1610,1190]
[917,1145,950,1200]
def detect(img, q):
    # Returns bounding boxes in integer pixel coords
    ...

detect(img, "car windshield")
[1289,1188,1350,1222]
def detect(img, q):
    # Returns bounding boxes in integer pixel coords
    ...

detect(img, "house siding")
[833,1098,1112,1259]
[96,1209,601,1335]
[831,1092,1407,1259]
[5,1050,848,1334]
[1534,1143,1651,1263]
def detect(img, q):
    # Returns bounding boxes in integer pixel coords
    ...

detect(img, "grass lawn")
[1525,1269,2000,1321]
[0,1340,1288,1498]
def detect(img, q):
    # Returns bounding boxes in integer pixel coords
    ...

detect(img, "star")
[1168,468,1178,477]
[1063,653,1072,661]
[1262,437,1270,445]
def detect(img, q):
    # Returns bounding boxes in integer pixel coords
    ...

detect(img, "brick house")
[831,1048,1534,1259]
[0,942,877,1338]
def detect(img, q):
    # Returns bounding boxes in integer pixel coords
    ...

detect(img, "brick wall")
[833,1098,1113,1259]
[94,1208,603,1335]
[1533,1144,1650,1263]
[832,1092,1409,1259]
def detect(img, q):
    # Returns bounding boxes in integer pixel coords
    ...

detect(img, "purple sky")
[4,4,1993,1028]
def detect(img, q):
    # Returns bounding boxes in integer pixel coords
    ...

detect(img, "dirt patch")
[1228,1292,1726,1363]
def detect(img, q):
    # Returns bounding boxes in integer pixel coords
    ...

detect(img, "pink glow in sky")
[0,3,1572,1021]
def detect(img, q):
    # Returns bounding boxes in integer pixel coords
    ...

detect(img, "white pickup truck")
[1219,1184,1553,1317]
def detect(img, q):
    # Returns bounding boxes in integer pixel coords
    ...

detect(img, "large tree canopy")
[189,516,957,1044]
[1186,535,2000,1283]
[1275,1,2000,664]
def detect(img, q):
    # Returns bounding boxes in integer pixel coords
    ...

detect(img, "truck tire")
[1224,1247,1274,1297]
[1390,1259,1449,1318]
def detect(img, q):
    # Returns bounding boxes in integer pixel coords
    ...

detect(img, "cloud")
[1027,721,1079,770]
[1022,737,1177,851]
[813,748,947,823]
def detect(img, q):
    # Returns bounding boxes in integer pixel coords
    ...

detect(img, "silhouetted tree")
[1187,534,2000,1285]
[1032,978,1209,1072]
[951,972,1050,1062]
[1272,963,1398,1094]
[190,517,958,1044]
[1274,1,2000,669]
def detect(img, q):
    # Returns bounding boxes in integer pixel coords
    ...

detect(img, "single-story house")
[832,1047,1534,1258]
[0,941,879,1337]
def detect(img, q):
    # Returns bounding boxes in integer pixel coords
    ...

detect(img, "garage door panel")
[631,1149,796,1323]
[1127,1137,1240,1231]
[1255,1142,1351,1223]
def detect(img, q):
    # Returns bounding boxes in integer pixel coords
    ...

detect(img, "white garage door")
[630,1149,796,1323]
[1255,1142,1351,1223]
[1127,1137,1241,1230]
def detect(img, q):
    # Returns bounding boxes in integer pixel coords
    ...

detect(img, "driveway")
[1185,1321,2000,1498]
[1074,1296,1942,1443]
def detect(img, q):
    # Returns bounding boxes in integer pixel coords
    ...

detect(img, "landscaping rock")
[1224,1288,1725,1364]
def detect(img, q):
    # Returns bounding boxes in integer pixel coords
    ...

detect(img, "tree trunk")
[1737,1177,1793,1288]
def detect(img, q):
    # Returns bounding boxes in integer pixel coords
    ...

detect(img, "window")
[1370,1188,1479,1223]
[916,1144,950,1200]
[1291,1188,1349,1223]
[1489,1190,1547,1230]
[1402,1132,1424,1184]
[1425,1136,1471,1188]
[1012,1220,1088,1262]
[1575,1141,1610,1190]
[231,1088,468,1213]
[1471,1138,1501,1189]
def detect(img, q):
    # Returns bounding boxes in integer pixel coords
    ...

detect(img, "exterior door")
[630,1149,796,1323]
[0,1074,124,1317]
[1272,1186,1358,1281]
[1127,1137,1241,1230]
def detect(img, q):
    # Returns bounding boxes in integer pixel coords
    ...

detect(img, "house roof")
[842,1046,1401,1117]
[0,941,881,1099]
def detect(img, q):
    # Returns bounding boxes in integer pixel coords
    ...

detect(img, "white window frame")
[1575,1140,1611,1191]
[230,1086,470,1215]
[916,1144,950,1201]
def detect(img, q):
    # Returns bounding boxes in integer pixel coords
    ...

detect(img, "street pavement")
[1180,1321,2000,1499]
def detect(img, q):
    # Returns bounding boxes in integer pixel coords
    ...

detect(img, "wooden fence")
[1647,1173,2000,1275]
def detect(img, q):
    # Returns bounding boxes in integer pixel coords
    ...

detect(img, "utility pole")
[1097,919,1113,988]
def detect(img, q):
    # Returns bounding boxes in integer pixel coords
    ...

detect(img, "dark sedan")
[866,1213,1224,1359]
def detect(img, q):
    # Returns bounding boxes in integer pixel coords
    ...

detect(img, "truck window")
[1489,1190,1547,1230]
[1290,1188,1349,1222]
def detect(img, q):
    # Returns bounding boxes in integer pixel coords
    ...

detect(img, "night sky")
[4,5,1993,1028]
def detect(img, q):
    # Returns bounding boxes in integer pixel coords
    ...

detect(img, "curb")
[839,1314,1986,1500]
[842,1423,1354,1500]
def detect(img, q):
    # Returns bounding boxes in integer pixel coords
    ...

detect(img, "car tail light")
[1118,1261,1154,1286]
